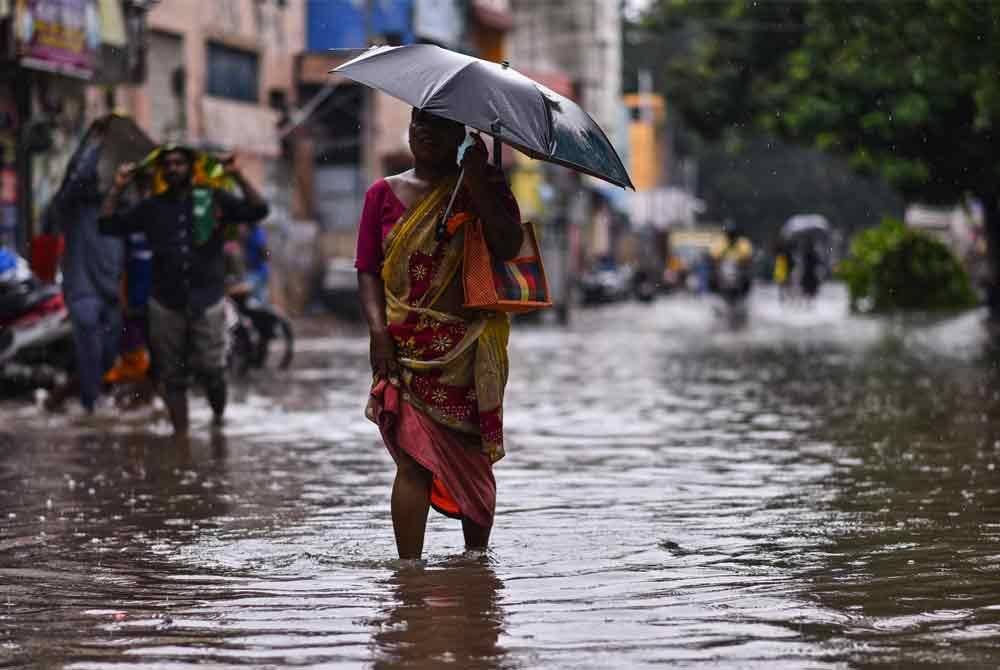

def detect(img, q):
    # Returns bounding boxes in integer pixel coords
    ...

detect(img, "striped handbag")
[462,217,552,313]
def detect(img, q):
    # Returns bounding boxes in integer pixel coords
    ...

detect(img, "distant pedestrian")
[99,146,269,436]
[243,224,270,303]
[50,120,123,416]
[102,227,154,393]
[774,239,794,302]
[800,242,821,301]
[357,109,523,559]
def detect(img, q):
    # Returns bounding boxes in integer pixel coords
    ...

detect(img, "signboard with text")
[15,0,100,78]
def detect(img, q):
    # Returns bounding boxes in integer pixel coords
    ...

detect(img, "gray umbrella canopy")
[332,44,634,190]
[782,214,830,238]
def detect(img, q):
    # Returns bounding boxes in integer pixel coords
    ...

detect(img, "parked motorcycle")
[225,292,294,377]
[632,268,658,303]
[0,250,74,393]
[579,257,634,305]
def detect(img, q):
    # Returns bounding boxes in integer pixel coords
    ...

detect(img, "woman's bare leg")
[462,519,491,550]
[392,451,432,559]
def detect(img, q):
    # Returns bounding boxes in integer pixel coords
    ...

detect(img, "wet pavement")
[2,285,999,669]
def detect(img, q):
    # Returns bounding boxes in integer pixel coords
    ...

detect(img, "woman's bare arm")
[358,271,399,381]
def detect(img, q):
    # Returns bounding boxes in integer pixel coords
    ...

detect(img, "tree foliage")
[626,0,805,141]
[837,218,978,313]
[634,0,1000,311]
[637,0,1000,203]
[762,1,1000,204]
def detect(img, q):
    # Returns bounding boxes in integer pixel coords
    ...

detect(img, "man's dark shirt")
[99,189,268,314]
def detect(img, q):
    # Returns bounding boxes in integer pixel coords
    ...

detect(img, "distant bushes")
[837,217,978,312]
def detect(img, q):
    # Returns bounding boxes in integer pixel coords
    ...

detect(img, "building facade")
[130,0,305,189]
[0,0,303,252]
[0,0,148,251]
[295,0,516,315]
[507,0,629,306]
[508,0,624,150]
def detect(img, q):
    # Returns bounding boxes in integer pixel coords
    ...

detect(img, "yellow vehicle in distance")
[664,227,727,292]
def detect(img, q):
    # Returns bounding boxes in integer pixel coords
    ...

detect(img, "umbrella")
[73,114,157,195]
[782,214,830,238]
[331,44,634,190]
[46,114,155,231]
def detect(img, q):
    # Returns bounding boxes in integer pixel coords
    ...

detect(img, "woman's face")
[409,109,465,167]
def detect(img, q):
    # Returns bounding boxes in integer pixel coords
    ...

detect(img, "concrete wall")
[129,0,305,166]
[509,0,622,144]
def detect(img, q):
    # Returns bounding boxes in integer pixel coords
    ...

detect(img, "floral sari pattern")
[376,177,510,462]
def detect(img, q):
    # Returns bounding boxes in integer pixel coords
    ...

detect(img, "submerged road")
[2,285,999,669]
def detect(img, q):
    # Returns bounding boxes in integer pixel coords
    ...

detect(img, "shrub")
[836,217,978,312]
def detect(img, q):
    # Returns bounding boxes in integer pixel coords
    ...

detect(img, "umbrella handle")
[436,132,499,239]
[491,117,503,168]
[436,167,465,240]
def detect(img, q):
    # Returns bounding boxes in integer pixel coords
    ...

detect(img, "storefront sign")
[15,0,101,78]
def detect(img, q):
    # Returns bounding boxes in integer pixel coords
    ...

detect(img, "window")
[206,43,259,103]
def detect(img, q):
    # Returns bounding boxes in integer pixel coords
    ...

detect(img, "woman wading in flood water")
[356,108,523,559]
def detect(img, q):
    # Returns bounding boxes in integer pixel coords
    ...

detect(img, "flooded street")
[2,285,999,669]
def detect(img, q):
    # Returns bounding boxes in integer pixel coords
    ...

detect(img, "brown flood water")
[2,285,999,669]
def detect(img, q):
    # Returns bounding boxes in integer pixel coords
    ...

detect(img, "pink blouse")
[354,178,407,274]
[354,173,520,274]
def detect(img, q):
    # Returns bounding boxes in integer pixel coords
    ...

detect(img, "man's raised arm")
[98,162,139,236]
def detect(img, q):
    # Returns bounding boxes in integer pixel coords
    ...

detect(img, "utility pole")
[361,0,376,184]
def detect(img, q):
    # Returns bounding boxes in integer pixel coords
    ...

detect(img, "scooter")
[0,251,74,392]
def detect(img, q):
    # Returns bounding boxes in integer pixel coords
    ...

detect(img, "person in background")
[710,221,754,297]
[800,240,822,302]
[243,224,270,303]
[50,119,123,416]
[99,147,268,436]
[773,238,793,302]
[102,226,154,399]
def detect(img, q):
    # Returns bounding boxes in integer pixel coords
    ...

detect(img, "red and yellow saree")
[366,177,511,529]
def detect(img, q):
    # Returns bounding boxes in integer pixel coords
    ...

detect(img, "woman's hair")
[411,108,465,135]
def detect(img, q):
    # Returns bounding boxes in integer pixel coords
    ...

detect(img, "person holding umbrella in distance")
[99,146,269,437]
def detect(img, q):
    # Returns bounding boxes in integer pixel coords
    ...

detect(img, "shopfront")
[1,0,144,253]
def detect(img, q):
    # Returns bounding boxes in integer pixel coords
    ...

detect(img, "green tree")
[838,217,978,312]
[635,0,1000,311]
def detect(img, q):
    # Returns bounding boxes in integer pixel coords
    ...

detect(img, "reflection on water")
[373,556,508,670]
[0,430,233,667]
[1,286,999,668]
